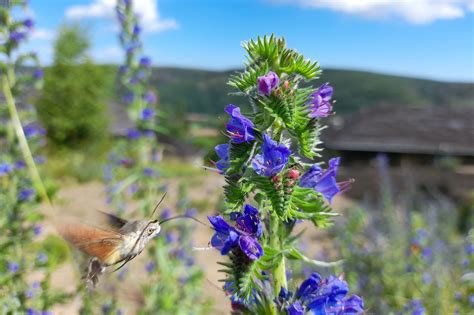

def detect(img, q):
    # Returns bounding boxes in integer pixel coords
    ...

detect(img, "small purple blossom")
[18,188,35,201]
[299,157,352,204]
[214,143,230,173]
[139,56,152,68]
[23,123,46,138]
[0,162,13,176]
[308,83,334,118]
[252,134,291,177]
[257,71,279,96]
[123,92,135,104]
[33,69,43,79]
[8,262,19,273]
[208,205,263,260]
[140,108,155,120]
[287,301,304,315]
[15,160,26,169]
[23,18,34,29]
[33,225,42,236]
[126,128,141,140]
[37,252,48,264]
[9,31,26,43]
[145,261,155,273]
[225,105,255,143]
[160,208,172,221]
[133,24,141,36]
[143,167,154,176]
[143,91,157,104]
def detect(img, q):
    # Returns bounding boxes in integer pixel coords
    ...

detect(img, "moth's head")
[143,220,161,239]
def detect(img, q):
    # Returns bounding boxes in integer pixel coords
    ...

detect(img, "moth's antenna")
[159,215,212,229]
[150,192,167,219]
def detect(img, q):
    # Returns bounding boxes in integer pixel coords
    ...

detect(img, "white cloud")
[274,0,474,24]
[65,0,178,32]
[31,28,55,41]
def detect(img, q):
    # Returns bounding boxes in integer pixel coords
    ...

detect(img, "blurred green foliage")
[37,23,112,148]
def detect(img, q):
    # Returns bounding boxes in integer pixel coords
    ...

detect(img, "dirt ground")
[38,170,354,314]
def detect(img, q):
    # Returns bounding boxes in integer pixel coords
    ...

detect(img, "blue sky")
[25,0,474,82]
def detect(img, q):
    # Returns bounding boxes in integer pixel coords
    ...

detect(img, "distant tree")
[37,23,111,147]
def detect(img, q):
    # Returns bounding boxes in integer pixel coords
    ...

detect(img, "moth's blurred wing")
[96,211,128,230]
[58,224,123,264]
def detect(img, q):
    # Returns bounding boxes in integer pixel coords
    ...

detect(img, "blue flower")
[126,128,141,140]
[33,69,43,79]
[208,205,264,260]
[143,91,156,104]
[37,252,48,264]
[33,225,42,236]
[23,123,46,138]
[287,301,304,315]
[18,188,35,201]
[295,272,322,304]
[258,71,279,96]
[140,108,155,120]
[308,83,334,118]
[208,216,240,255]
[235,205,263,238]
[214,143,230,173]
[0,162,13,176]
[9,31,26,43]
[15,160,26,169]
[252,134,291,177]
[8,262,19,273]
[145,261,155,273]
[26,308,36,315]
[143,167,154,176]
[23,18,34,29]
[225,105,255,144]
[404,299,426,315]
[139,56,152,68]
[300,157,352,204]
[133,24,141,36]
[123,92,134,104]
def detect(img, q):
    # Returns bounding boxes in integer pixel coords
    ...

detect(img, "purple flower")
[8,262,19,273]
[236,205,263,238]
[308,83,334,118]
[118,65,128,74]
[160,208,172,221]
[126,128,141,140]
[23,123,46,138]
[208,216,240,255]
[299,157,352,204]
[9,31,26,43]
[139,56,152,68]
[33,225,42,236]
[15,160,26,169]
[23,18,34,28]
[133,24,141,36]
[18,188,35,201]
[34,156,46,164]
[225,105,255,143]
[404,299,425,315]
[0,162,13,176]
[287,301,304,315]
[143,167,154,177]
[145,261,155,273]
[26,308,35,315]
[33,69,43,79]
[140,108,155,120]
[208,205,263,260]
[252,134,291,177]
[257,71,279,96]
[143,91,157,104]
[37,252,48,263]
[123,92,134,104]
[214,143,230,173]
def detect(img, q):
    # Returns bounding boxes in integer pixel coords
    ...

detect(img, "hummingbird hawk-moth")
[57,195,182,287]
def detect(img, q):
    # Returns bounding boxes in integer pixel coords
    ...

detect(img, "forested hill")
[146,67,473,114]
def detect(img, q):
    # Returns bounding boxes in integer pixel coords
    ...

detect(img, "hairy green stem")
[2,75,51,206]
[269,213,287,298]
